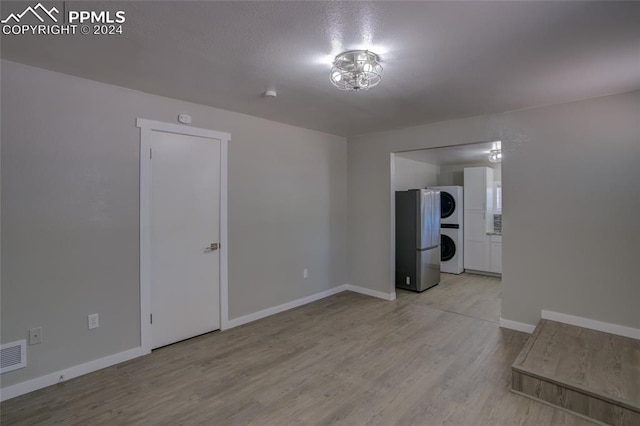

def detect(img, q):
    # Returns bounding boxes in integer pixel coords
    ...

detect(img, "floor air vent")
[1,340,27,374]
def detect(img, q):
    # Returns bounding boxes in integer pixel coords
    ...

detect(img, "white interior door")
[150,130,221,349]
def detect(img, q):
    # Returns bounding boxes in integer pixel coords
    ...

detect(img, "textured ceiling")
[2,1,639,136]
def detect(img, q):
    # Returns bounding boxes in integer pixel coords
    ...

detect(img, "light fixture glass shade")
[489,149,502,163]
[330,50,383,91]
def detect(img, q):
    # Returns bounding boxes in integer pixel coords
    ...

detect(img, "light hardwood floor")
[512,319,640,425]
[1,273,593,425]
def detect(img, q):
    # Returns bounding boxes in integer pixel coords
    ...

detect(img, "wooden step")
[511,319,640,426]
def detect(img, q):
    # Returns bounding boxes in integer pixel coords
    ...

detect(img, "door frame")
[137,118,231,353]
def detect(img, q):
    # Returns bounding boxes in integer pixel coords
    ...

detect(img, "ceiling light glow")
[488,149,502,163]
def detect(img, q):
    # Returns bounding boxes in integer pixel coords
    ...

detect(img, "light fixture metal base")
[330,50,383,91]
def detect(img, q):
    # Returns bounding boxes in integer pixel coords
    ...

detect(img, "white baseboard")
[346,284,396,301]
[541,310,640,340]
[225,284,396,330]
[499,318,536,334]
[0,346,148,402]
[225,284,349,329]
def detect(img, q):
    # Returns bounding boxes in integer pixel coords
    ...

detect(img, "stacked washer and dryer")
[428,186,464,274]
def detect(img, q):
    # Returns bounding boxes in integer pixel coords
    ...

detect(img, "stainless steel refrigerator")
[395,189,441,292]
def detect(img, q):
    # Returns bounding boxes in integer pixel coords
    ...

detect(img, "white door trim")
[137,118,231,354]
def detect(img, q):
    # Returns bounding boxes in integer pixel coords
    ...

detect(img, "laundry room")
[392,141,503,322]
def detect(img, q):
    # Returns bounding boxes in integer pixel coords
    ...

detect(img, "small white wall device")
[178,114,192,124]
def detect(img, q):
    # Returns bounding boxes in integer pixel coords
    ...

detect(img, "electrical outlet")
[406,276,410,285]
[88,313,99,330]
[303,269,309,279]
[29,327,43,345]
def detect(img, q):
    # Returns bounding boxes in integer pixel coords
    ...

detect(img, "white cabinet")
[464,210,487,240]
[464,167,499,274]
[490,235,502,274]
[464,212,490,271]
[463,167,493,211]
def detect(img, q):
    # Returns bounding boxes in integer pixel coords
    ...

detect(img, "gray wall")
[348,90,640,329]
[1,60,348,387]
[393,157,439,191]
[438,162,501,186]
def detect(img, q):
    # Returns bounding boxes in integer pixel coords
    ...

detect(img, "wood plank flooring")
[1,273,593,425]
[397,272,502,323]
[512,319,640,425]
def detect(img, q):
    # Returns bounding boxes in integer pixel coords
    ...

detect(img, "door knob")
[205,243,219,251]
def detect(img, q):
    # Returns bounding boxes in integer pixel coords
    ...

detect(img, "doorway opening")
[390,141,503,323]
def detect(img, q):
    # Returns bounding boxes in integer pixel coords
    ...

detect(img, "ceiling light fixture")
[330,50,383,91]
[489,149,502,163]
